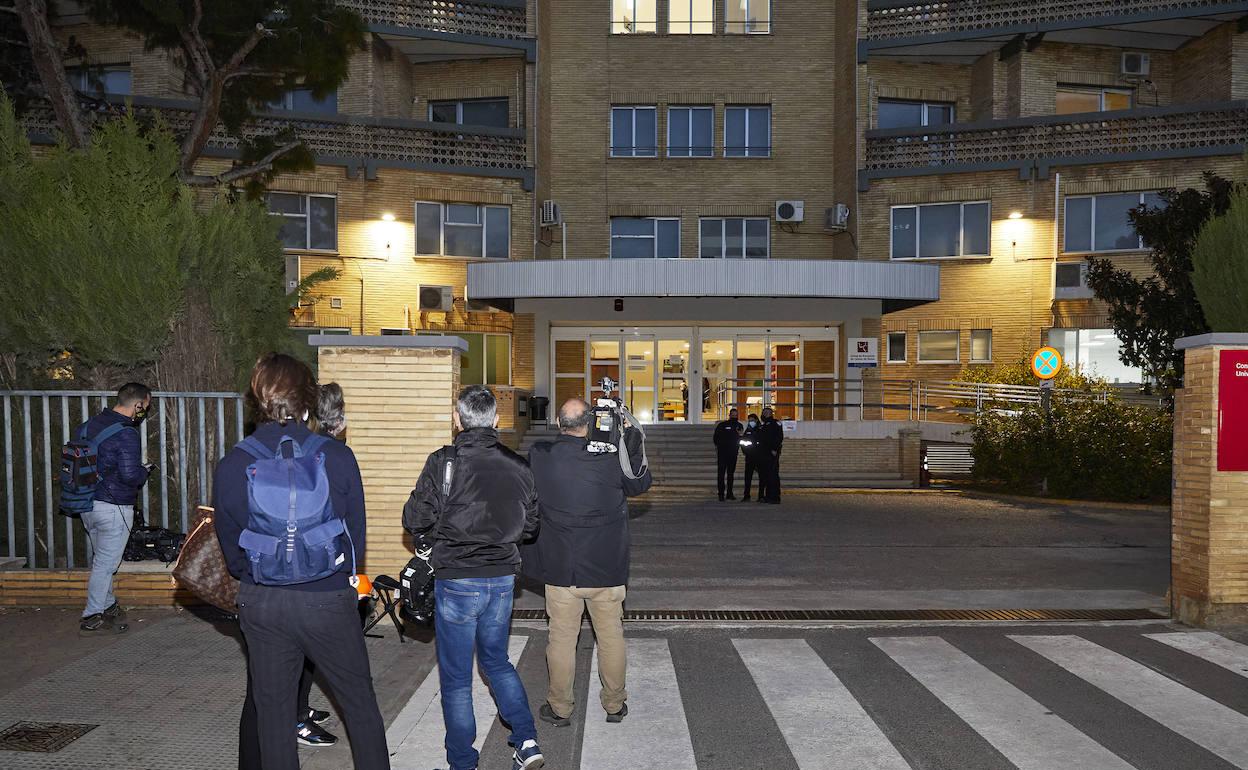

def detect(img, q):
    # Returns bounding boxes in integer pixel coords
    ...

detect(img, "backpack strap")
[441,446,457,498]
[301,432,329,458]
[87,422,131,452]
[235,436,271,462]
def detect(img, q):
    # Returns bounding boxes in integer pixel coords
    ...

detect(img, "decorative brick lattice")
[864,103,1248,171]
[339,0,530,40]
[867,0,1235,41]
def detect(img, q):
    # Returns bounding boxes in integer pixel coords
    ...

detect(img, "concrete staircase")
[517,423,912,489]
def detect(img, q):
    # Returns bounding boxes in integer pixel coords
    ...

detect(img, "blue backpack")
[59,422,134,517]
[235,433,355,586]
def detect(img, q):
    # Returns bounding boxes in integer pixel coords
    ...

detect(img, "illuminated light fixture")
[1008,210,1023,219]
[716,350,725,355]
[381,212,396,222]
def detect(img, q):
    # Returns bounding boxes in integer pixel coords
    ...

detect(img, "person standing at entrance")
[758,407,785,504]
[76,382,152,636]
[713,408,743,500]
[739,413,762,502]
[524,398,651,729]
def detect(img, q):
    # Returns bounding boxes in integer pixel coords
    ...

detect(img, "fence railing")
[914,380,1166,420]
[1,391,244,570]
[339,0,531,39]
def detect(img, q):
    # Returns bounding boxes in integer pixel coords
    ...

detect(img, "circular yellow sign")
[1031,347,1063,380]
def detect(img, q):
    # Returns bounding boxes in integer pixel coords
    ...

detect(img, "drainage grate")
[0,722,98,753]
[511,608,1165,622]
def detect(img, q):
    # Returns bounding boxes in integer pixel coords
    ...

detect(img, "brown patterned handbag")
[172,506,240,613]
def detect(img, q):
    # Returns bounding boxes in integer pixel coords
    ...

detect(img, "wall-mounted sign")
[848,338,878,368]
[1218,350,1248,472]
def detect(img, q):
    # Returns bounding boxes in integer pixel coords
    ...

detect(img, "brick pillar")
[312,335,465,578]
[1172,334,1248,627]
[898,428,922,487]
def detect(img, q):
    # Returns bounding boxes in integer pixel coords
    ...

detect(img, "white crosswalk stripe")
[386,635,529,770]
[1012,634,1248,769]
[1146,631,1248,679]
[873,636,1133,770]
[735,638,911,770]
[580,637,698,770]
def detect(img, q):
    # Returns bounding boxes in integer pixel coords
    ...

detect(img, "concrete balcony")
[862,0,1247,62]
[21,95,533,187]
[339,0,535,61]
[860,101,1248,188]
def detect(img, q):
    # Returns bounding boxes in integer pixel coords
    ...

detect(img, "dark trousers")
[743,456,758,499]
[762,452,782,502]
[716,452,738,498]
[240,660,317,770]
[757,455,776,501]
[236,582,390,770]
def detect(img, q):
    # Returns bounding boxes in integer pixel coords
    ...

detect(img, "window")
[725,106,770,157]
[611,218,680,258]
[877,99,955,129]
[612,0,657,33]
[267,193,337,251]
[456,333,511,385]
[66,64,131,95]
[611,106,658,157]
[725,0,771,33]
[1050,328,1144,384]
[970,329,992,362]
[429,98,509,128]
[699,218,769,258]
[668,106,714,157]
[886,332,906,364]
[1055,262,1094,299]
[1064,192,1163,253]
[918,330,959,363]
[670,0,714,33]
[415,202,511,259]
[891,201,990,259]
[1055,86,1132,115]
[268,87,338,114]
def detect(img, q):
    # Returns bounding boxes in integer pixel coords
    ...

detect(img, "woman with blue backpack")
[213,354,389,770]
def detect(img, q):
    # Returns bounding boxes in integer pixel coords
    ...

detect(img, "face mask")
[748,419,758,428]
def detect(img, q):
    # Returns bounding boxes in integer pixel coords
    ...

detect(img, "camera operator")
[523,397,652,728]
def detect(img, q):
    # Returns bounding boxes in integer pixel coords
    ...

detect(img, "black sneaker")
[102,602,126,621]
[304,708,331,725]
[606,703,628,723]
[79,613,127,637]
[539,703,570,727]
[296,720,338,747]
[739,496,751,502]
[726,493,736,500]
[718,495,725,501]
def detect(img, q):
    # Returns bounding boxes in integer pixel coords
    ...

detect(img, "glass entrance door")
[622,339,656,422]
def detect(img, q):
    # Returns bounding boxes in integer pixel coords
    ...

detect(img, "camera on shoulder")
[586,377,648,480]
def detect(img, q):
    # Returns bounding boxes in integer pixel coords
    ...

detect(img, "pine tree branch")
[179,140,301,186]
[14,0,90,147]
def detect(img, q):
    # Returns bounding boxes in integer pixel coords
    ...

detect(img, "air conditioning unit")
[775,200,805,223]
[825,204,851,230]
[540,200,562,227]
[1054,262,1094,299]
[1121,52,1150,77]
[418,284,454,312]
[466,298,502,313]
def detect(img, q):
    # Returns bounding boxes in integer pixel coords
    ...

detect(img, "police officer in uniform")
[739,413,761,502]
[757,407,785,504]
[712,408,744,500]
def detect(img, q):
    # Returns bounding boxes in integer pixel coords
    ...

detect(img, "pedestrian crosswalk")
[384,630,1248,770]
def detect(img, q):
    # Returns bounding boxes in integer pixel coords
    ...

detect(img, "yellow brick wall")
[408,58,529,127]
[54,23,182,99]
[1016,41,1175,116]
[0,570,199,608]
[317,345,460,577]
[865,60,974,127]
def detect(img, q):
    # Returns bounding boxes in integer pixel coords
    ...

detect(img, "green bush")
[970,396,1172,502]
[954,359,1107,391]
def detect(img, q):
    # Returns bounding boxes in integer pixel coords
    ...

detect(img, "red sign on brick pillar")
[1218,350,1248,471]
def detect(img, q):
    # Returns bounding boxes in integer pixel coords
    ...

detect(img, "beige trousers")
[544,584,627,718]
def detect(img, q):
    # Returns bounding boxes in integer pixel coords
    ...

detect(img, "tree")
[1191,189,1248,333]
[8,0,366,187]
[1085,173,1240,391]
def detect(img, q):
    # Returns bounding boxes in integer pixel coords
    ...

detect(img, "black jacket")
[758,418,784,457]
[712,419,743,456]
[522,430,652,588]
[403,427,538,579]
[80,410,147,505]
[212,421,366,592]
[740,422,762,460]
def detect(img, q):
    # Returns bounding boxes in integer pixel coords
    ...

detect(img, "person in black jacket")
[757,407,785,504]
[712,408,743,500]
[523,397,652,728]
[77,382,152,636]
[403,385,543,770]
[739,413,762,502]
[214,354,388,770]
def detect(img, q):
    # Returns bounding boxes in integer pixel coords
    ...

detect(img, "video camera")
[587,377,648,480]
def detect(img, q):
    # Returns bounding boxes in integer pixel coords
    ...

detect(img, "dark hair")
[249,353,318,425]
[456,385,497,429]
[747,413,759,421]
[317,383,346,437]
[117,382,151,407]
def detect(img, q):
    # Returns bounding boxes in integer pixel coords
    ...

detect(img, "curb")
[944,487,1169,513]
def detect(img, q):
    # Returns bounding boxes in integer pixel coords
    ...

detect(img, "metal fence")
[1,391,244,570]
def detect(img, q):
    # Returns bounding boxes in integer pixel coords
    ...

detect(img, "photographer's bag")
[58,422,133,517]
[400,446,454,626]
[235,433,356,586]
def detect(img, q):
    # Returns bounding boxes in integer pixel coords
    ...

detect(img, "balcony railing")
[866,0,1241,41]
[338,0,530,39]
[863,101,1248,181]
[21,96,530,176]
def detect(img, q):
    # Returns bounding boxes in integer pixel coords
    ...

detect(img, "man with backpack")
[71,382,153,636]
[403,385,544,770]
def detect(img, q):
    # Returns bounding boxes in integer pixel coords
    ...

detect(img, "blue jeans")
[81,501,131,617]
[435,575,535,770]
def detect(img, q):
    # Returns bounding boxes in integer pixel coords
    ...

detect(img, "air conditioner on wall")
[1121,52,1150,77]
[825,204,851,230]
[540,200,562,227]
[775,200,805,223]
[418,284,454,312]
